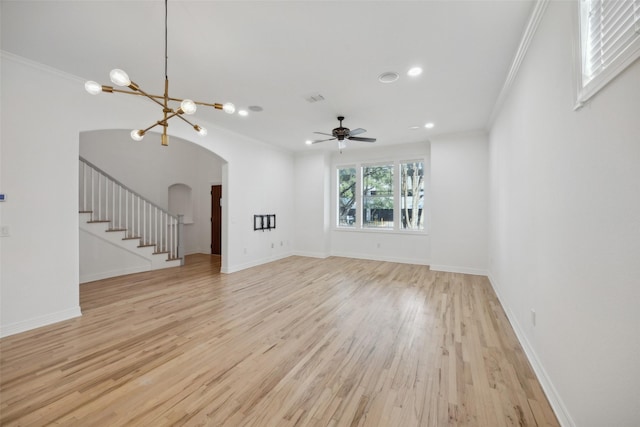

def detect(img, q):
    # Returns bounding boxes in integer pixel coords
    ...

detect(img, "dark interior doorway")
[211,185,222,255]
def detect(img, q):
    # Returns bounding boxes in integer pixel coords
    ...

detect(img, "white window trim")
[574,0,640,109]
[334,159,427,234]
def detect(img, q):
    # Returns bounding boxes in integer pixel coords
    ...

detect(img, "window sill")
[333,227,428,236]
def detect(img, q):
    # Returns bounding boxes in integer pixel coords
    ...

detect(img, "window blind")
[579,0,640,102]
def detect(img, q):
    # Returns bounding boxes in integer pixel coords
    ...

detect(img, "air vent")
[304,93,325,103]
[378,71,399,83]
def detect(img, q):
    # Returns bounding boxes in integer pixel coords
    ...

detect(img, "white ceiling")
[1,0,534,152]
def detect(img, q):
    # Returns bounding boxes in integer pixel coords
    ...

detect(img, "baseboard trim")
[429,264,488,276]
[330,251,429,266]
[487,273,575,427]
[80,265,151,284]
[0,306,82,338]
[291,251,330,259]
[221,252,293,274]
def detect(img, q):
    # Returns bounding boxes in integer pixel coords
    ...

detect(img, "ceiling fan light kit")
[312,116,377,152]
[84,0,235,146]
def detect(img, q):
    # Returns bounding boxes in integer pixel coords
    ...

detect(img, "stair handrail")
[79,156,173,217]
[78,156,184,265]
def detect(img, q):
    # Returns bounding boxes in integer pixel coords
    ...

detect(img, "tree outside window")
[362,165,393,229]
[338,167,356,227]
[400,161,424,230]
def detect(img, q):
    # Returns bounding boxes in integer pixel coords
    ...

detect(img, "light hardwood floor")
[0,255,559,426]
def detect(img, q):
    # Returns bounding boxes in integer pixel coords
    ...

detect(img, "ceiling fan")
[312,116,376,151]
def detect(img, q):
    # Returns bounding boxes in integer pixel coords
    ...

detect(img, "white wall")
[294,140,488,271]
[79,229,151,282]
[0,52,294,336]
[430,132,488,275]
[293,152,331,258]
[488,2,640,426]
[80,129,223,255]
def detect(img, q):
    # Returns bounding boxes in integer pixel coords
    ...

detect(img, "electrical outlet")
[0,226,9,237]
[271,243,274,249]
[531,309,536,327]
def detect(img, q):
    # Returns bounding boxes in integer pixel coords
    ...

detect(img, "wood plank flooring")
[0,255,559,426]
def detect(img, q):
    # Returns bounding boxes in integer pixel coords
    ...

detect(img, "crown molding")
[487,0,550,128]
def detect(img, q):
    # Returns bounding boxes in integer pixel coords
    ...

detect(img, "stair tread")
[122,236,141,240]
[138,244,155,248]
[106,228,127,232]
[79,210,93,214]
[87,220,111,223]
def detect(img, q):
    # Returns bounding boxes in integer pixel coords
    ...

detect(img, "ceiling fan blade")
[312,137,336,144]
[313,131,334,137]
[348,136,376,143]
[348,128,366,136]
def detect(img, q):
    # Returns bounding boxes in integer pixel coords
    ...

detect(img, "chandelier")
[84,0,235,146]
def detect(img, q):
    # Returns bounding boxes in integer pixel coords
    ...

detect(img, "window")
[400,162,425,230]
[337,167,357,227]
[577,0,640,105]
[336,160,426,232]
[362,164,394,229]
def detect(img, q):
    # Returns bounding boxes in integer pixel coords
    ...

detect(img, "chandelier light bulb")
[194,125,208,136]
[180,99,197,115]
[130,130,145,141]
[84,81,102,95]
[110,69,131,87]
[222,102,236,114]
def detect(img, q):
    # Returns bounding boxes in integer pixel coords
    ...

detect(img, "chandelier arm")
[107,90,225,112]
[174,114,197,127]
[136,86,172,110]
[140,122,163,134]
[192,100,225,110]
[139,110,182,134]
[110,88,165,101]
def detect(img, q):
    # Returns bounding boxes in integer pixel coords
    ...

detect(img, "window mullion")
[394,162,400,231]
[356,164,362,229]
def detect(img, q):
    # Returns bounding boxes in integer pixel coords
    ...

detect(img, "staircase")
[79,157,182,282]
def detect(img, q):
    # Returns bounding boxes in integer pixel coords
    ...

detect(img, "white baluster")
[125,189,128,236]
[154,207,158,252]
[111,178,115,228]
[118,185,121,229]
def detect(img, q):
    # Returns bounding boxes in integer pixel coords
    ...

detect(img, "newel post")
[177,214,185,266]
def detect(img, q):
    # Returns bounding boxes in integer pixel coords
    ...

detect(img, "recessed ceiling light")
[409,126,420,130]
[305,140,313,145]
[408,67,423,77]
[238,110,248,117]
[425,122,435,129]
[378,71,399,83]
[248,105,263,112]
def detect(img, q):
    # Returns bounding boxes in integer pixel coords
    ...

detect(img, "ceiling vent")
[304,93,325,103]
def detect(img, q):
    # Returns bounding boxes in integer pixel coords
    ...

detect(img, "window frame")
[575,0,640,108]
[334,158,427,234]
